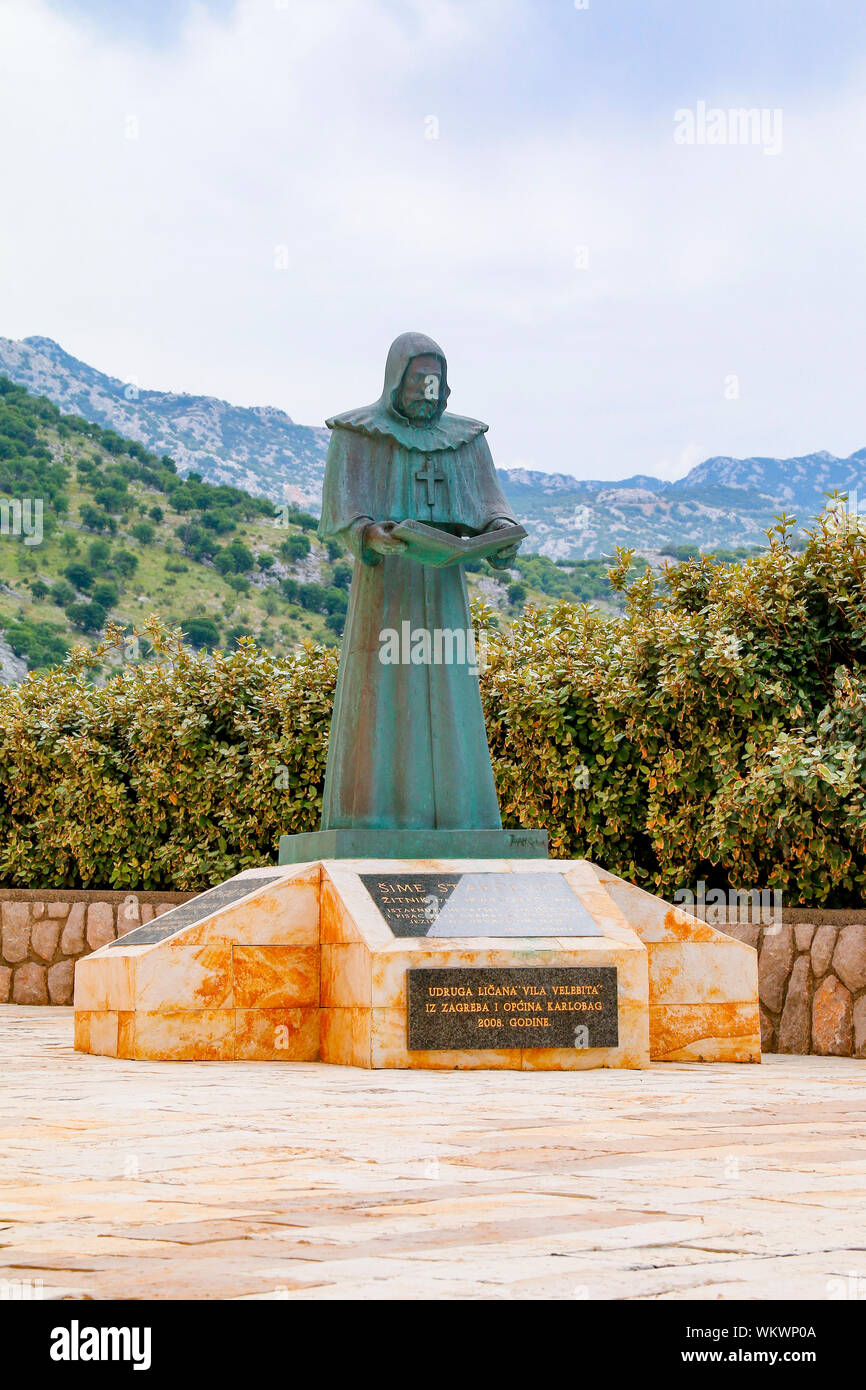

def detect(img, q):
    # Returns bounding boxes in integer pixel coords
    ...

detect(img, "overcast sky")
[1,0,864,480]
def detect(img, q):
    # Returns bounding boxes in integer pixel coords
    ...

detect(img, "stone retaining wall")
[722,918,866,1056]
[0,889,194,1006]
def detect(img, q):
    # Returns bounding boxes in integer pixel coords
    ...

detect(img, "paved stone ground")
[2,1006,866,1301]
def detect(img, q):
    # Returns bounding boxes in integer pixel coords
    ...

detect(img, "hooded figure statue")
[317,331,520,830]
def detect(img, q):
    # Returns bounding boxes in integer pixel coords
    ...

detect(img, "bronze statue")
[317,331,523,831]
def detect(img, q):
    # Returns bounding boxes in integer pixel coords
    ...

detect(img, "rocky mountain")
[1,334,862,560]
[674,449,866,514]
[0,335,328,510]
[496,451,866,560]
[500,467,668,495]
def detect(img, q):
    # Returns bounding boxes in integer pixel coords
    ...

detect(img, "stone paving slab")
[1,1005,865,1300]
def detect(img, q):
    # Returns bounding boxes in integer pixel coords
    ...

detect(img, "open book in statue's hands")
[389,519,527,569]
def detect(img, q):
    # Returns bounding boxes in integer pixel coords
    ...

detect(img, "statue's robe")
[317,332,517,831]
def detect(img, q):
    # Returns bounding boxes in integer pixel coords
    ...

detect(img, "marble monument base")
[73,859,760,1070]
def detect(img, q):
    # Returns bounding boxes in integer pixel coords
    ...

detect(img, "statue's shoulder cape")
[325,403,488,453]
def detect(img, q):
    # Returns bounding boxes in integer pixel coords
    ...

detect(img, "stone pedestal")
[279,829,548,863]
[73,859,760,1068]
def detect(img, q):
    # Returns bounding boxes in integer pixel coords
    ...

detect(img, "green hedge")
[484,514,866,905]
[2,513,865,902]
[0,624,338,891]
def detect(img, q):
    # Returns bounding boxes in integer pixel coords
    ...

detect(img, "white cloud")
[0,0,864,481]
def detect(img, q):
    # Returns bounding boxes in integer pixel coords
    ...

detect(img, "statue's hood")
[381,330,450,422]
[326,331,488,453]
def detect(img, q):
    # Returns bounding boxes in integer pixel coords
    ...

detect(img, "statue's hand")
[488,545,519,569]
[484,517,520,569]
[364,521,408,555]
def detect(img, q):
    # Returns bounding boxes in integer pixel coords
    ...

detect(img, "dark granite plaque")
[407,966,618,1050]
[109,874,284,947]
[360,871,601,938]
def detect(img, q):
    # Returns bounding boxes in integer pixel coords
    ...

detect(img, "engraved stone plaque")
[360,872,601,937]
[109,874,284,947]
[407,966,618,1050]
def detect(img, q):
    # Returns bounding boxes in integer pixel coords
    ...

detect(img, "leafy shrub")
[91,581,119,609]
[297,582,328,613]
[279,508,318,532]
[279,533,311,563]
[177,522,219,560]
[182,616,221,649]
[87,539,111,569]
[322,587,348,616]
[3,619,69,670]
[213,540,254,575]
[80,503,114,533]
[200,509,234,535]
[0,620,337,889]
[50,580,76,607]
[113,549,138,578]
[1,517,865,902]
[65,601,107,632]
[481,516,866,906]
[93,486,129,514]
[64,563,94,592]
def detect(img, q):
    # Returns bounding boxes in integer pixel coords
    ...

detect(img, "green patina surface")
[314,331,523,837]
[278,828,549,865]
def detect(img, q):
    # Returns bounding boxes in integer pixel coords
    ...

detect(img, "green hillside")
[0,377,352,674]
[0,376,644,678]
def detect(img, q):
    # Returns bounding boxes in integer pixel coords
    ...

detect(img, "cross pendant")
[415,456,445,515]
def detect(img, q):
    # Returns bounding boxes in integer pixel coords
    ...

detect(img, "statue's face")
[398,354,442,421]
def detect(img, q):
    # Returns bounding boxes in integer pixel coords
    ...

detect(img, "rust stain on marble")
[231,946,319,1009]
[650,1001,760,1057]
[662,908,720,943]
[320,1007,373,1067]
